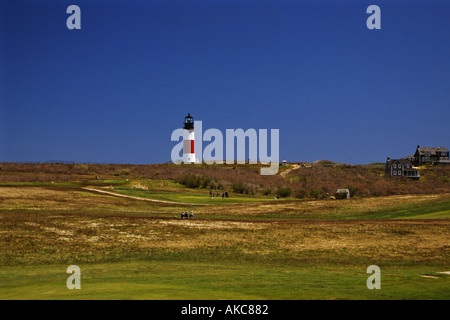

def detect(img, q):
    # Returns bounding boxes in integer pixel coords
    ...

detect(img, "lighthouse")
[183,113,196,163]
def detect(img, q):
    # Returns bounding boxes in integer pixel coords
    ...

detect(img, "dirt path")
[280,164,300,178]
[82,187,207,206]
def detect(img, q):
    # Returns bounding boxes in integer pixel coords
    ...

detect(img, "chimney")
[417,145,420,149]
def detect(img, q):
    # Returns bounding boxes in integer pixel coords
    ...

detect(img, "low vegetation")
[1,162,449,199]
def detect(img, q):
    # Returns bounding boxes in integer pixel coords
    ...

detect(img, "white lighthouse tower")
[183,113,196,163]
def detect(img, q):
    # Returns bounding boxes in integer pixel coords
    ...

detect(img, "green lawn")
[1,261,449,300]
[112,186,276,204]
[355,200,450,220]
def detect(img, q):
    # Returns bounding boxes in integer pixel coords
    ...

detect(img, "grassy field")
[1,262,448,300]
[0,179,449,300]
[112,186,274,204]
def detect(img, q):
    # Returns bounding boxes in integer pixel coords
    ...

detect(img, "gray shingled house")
[413,145,450,164]
[385,157,420,179]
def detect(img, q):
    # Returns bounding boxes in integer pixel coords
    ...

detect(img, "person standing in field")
[190,211,194,219]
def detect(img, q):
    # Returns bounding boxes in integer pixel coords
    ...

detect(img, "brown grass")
[2,186,450,219]
[0,186,449,267]
[1,208,448,266]
[0,186,162,213]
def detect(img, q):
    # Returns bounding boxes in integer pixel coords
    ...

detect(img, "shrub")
[244,184,258,195]
[73,164,91,174]
[217,181,230,190]
[208,180,218,190]
[276,187,292,198]
[310,188,326,199]
[201,177,212,188]
[176,174,224,189]
[345,185,359,197]
[176,174,206,188]
[439,176,450,183]
[114,169,130,176]
[231,181,247,193]
[294,188,308,199]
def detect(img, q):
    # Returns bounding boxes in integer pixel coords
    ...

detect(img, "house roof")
[387,158,412,166]
[416,146,448,155]
[386,158,419,172]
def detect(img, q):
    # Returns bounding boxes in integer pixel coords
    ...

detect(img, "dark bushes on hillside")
[309,188,326,199]
[293,188,308,199]
[176,174,212,189]
[230,181,258,194]
[231,181,247,193]
[276,187,292,198]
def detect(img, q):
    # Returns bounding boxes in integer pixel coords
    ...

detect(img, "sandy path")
[280,164,300,178]
[82,187,207,206]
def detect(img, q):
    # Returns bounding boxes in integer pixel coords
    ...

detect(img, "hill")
[1,162,450,199]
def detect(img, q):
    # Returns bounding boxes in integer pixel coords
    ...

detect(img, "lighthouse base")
[183,153,196,164]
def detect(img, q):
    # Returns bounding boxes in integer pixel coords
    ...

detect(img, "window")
[398,170,402,176]
[393,171,397,176]
[393,164,397,169]
[398,164,402,168]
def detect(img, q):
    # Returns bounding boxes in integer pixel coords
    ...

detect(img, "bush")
[114,169,130,176]
[231,181,247,193]
[439,176,450,183]
[294,188,308,199]
[176,174,211,188]
[217,181,230,191]
[345,185,359,197]
[310,188,326,199]
[73,164,91,174]
[276,187,292,198]
[244,184,258,195]
[208,180,218,190]
[201,177,212,188]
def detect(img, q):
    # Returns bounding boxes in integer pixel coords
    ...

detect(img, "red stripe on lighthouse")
[183,140,195,153]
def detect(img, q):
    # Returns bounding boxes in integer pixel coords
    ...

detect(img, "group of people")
[210,190,229,199]
[180,211,194,219]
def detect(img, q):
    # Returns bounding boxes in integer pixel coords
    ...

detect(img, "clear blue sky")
[1,0,449,164]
